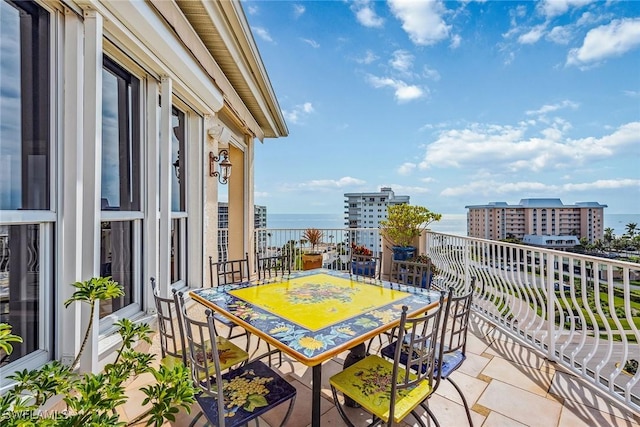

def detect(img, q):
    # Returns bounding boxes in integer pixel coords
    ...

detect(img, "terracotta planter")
[302,253,323,270]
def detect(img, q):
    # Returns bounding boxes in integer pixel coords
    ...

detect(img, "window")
[171,106,186,284]
[100,57,142,318]
[0,0,52,367]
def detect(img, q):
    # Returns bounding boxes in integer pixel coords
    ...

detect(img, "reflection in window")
[101,57,140,211]
[99,221,133,318]
[171,107,185,212]
[170,219,180,283]
[0,225,49,365]
[0,0,50,211]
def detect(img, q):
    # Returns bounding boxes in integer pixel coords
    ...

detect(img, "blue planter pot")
[392,246,416,261]
[397,268,433,289]
[421,271,434,289]
[351,260,377,277]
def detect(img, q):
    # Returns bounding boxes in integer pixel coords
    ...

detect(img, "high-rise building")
[466,198,607,244]
[217,203,268,261]
[344,187,410,251]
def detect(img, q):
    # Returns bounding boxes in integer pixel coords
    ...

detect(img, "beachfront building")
[466,198,607,245]
[218,203,268,261]
[0,0,285,380]
[344,187,410,251]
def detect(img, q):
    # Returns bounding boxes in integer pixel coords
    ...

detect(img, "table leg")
[312,364,321,427]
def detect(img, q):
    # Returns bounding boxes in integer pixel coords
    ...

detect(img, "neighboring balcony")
[254,227,640,420]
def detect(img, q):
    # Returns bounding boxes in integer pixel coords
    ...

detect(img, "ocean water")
[266,212,640,237]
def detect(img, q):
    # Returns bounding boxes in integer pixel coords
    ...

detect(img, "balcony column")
[79,9,103,373]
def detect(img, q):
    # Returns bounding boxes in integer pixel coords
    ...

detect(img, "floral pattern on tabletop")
[285,283,357,304]
[191,271,440,360]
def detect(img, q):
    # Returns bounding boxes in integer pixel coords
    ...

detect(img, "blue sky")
[245,0,640,215]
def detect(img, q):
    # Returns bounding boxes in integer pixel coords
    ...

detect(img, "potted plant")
[0,277,197,426]
[380,204,442,260]
[350,243,377,276]
[302,228,324,270]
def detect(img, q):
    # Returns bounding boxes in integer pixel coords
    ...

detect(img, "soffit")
[175,0,287,140]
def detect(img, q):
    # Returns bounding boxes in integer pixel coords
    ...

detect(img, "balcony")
[116,300,639,426]
[246,227,640,424]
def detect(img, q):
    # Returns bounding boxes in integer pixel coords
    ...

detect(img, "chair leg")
[409,409,428,427]
[277,395,296,427]
[419,401,440,427]
[448,377,473,427]
[330,385,358,427]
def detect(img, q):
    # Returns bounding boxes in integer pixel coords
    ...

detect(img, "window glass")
[0,0,50,210]
[171,107,185,212]
[101,58,140,211]
[0,224,50,365]
[0,0,51,368]
[170,219,181,283]
[99,221,134,317]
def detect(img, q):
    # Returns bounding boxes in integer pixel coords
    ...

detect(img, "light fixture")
[172,151,180,180]
[210,149,232,184]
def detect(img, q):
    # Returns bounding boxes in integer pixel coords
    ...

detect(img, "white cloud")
[441,178,640,197]
[301,176,366,189]
[350,0,384,28]
[525,100,580,117]
[293,4,305,19]
[397,162,416,175]
[624,90,640,97]
[301,38,320,48]
[283,102,315,124]
[547,26,573,45]
[366,75,426,103]
[420,120,640,173]
[518,24,547,45]
[246,5,259,15]
[390,50,414,73]
[450,34,462,49]
[357,50,378,65]
[388,0,451,46]
[251,26,273,43]
[538,0,594,19]
[567,18,640,67]
[422,66,441,81]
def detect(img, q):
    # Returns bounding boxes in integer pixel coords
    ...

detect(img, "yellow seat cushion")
[329,354,431,424]
[161,337,249,374]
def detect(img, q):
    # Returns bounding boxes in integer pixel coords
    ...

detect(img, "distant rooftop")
[465,198,608,209]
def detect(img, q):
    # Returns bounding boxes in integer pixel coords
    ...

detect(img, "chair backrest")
[349,252,382,280]
[209,252,250,286]
[151,277,186,364]
[442,281,474,356]
[388,291,448,423]
[177,292,227,426]
[256,252,291,282]
[390,259,432,289]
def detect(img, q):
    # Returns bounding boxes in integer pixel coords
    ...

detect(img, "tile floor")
[126,310,640,427]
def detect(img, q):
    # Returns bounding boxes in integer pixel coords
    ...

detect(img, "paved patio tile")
[117,311,639,426]
[477,379,563,427]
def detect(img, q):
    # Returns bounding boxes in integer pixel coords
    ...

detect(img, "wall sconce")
[172,151,180,180]
[210,149,232,184]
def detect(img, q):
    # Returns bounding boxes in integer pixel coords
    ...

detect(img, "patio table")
[189,268,442,427]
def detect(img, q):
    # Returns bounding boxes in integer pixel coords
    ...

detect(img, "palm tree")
[604,227,614,246]
[625,222,637,238]
[64,277,124,369]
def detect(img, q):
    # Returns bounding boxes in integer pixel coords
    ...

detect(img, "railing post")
[546,251,557,363]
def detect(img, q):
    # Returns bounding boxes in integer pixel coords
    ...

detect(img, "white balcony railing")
[425,231,640,415]
[254,228,640,414]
